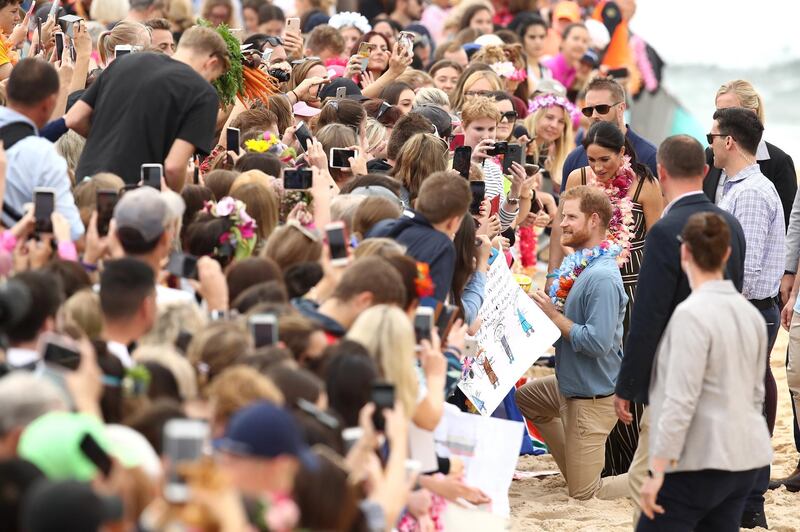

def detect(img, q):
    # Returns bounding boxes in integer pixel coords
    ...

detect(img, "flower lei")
[527,93,582,127]
[490,61,527,82]
[203,197,257,260]
[244,133,298,165]
[548,241,622,311]
[588,155,636,266]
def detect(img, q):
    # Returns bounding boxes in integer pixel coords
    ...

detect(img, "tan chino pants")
[516,375,618,500]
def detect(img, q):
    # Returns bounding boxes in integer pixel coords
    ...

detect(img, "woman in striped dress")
[550,121,663,478]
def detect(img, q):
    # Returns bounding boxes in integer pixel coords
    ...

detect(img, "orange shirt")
[0,38,19,68]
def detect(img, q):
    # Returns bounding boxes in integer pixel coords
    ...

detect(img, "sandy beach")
[509,328,800,532]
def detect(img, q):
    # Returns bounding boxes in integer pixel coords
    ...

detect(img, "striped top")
[482,158,519,230]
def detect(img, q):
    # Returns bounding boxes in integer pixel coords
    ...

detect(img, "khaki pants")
[515,375,618,500]
[627,407,650,526]
[788,313,800,431]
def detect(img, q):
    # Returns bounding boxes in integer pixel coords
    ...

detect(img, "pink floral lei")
[587,155,636,266]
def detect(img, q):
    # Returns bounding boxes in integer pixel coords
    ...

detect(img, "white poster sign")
[457,251,560,416]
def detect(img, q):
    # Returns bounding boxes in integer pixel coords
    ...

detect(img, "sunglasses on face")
[706,133,728,144]
[500,111,518,122]
[580,101,623,118]
[465,90,490,98]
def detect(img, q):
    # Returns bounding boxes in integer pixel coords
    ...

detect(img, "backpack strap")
[0,122,36,223]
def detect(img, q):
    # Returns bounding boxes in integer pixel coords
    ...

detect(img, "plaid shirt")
[719,164,785,300]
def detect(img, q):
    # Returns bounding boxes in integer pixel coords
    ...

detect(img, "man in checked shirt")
[709,106,784,529]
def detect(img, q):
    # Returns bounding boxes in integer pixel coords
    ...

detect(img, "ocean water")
[629,0,800,163]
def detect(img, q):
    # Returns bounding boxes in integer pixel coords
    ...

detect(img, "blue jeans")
[744,302,780,514]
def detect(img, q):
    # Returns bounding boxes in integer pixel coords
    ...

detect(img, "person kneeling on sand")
[516,185,627,500]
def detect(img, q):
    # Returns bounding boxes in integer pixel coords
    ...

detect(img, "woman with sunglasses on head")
[449,63,504,113]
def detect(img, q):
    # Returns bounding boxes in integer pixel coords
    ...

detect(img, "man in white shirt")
[99,258,157,368]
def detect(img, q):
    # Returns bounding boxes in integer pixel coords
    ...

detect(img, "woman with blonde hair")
[523,93,576,193]
[390,133,448,206]
[230,183,279,248]
[262,222,323,272]
[90,0,130,28]
[347,305,446,430]
[449,64,503,112]
[58,290,103,339]
[97,21,152,67]
[72,172,126,228]
[412,87,450,111]
[186,321,252,395]
[712,79,795,229]
[55,131,86,185]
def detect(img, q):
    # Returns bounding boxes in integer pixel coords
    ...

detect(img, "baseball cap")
[319,77,367,102]
[553,1,581,23]
[21,480,123,532]
[413,105,453,139]
[293,101,322,117]
[216,402,318,469]
[113,186,184,244]
[17,412,112,481]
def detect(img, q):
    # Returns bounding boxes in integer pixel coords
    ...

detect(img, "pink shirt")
[543,54,576,90]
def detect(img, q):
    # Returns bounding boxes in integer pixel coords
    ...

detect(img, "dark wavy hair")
[581,121,654,181]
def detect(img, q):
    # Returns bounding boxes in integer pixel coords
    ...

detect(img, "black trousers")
[635,468,760,532]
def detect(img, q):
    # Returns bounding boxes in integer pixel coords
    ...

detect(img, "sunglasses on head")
[580,101,623,118]
[263,35,284,47]
[291,56,321,65]
[465,90,490,98]
[376,101,393,120]
[500,110,518,122]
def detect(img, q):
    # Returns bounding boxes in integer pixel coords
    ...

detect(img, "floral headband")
[490,61,527,82]
[328,12,372,34]
[203,197,258,260]
[244,133,298,165]
[527,93,582,125]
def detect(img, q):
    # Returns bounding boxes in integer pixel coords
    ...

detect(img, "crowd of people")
[0,0,795,530]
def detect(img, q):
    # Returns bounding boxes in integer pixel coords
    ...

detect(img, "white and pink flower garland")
[587,155,636,267]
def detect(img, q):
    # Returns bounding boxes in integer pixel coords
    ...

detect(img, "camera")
[487,141,508,157]
[268,68,290,82]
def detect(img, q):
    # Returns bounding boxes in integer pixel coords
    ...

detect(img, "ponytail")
[97,31,111,66]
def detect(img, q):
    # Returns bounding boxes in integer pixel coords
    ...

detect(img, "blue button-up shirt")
[0,107,83,241]
[556,254,628,397]
[719,164,783,300]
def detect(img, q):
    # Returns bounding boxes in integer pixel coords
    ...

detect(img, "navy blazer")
[703,142,796,230]
[615,193,746,404]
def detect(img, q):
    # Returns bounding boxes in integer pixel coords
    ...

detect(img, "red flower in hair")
[414,262,435,298]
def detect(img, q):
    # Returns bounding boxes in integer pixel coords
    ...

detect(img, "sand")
[509,328,800,532]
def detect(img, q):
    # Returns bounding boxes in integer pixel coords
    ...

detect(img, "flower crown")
[528,93,582,124]
[203,197,258,260]
[414,262,435,299]
[328,11,372,34]
[490,61,527,82]
[244,133,297,165]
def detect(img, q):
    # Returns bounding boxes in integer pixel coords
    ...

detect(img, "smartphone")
[35,18,42,54]
[469,181,485,216]
[34,187,55,234]
[502,143,524,174]
[48,0,61,18]
[140,163,163,190]
[398,31,414,57]
[115,44,133,57]
[284,168,313,189]
[248,313,278,348]
[607,67,629,79]
[414,306,434,344]
[41,333,81,370]
[371,382,395,432]
[453,146,472,179]
[286,17,300,33]
[226,127,240,151]
[449,133,465,151]
[192,162,200,185]
[54,32,64,61]
[294,121,313,153]
[330,148,356,169]
[325,221,349,266]
[79,433,113,478]
[163,419,208,504]
[490,194,500,217]
[487,141,508,157]
[357,42,371,70]
[96,189,118,237]
[166,252,198,280]
[335,86,347,99]
[58,14,81,37]
[436,304,461,344]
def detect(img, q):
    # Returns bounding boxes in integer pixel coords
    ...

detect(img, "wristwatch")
[506,194,519,205]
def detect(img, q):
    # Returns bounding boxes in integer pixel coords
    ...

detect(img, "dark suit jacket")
[615,193,747,404]
[703,142,797,229]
